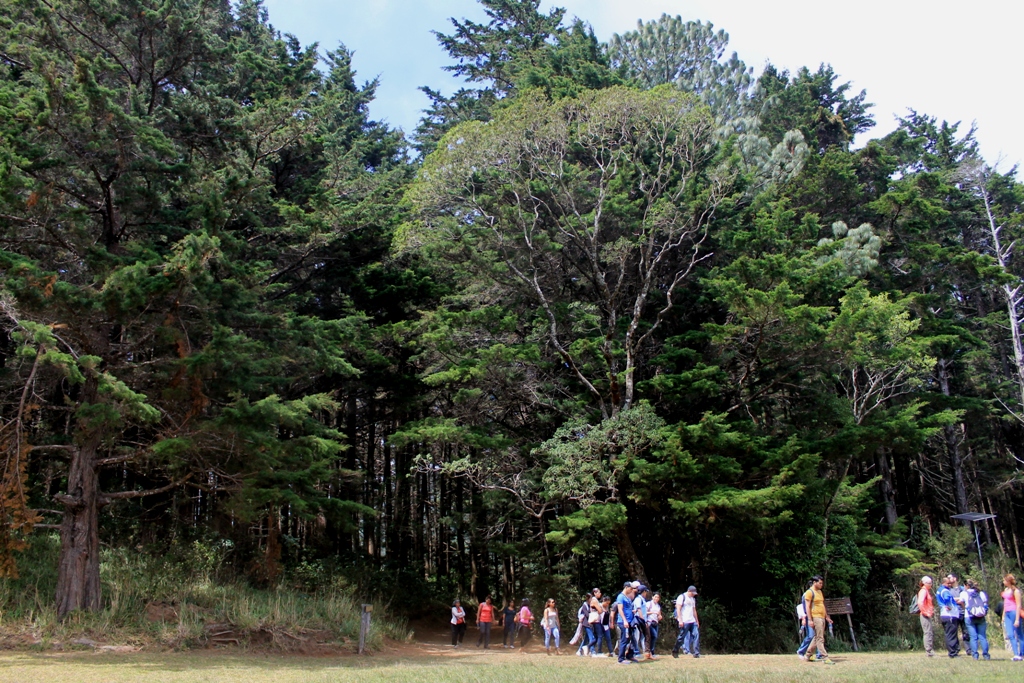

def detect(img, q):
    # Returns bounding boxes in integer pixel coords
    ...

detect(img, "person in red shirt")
[917,576,935,657]
[477,595,495,648]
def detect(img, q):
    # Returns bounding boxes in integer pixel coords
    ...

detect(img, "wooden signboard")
[824,597,853,615]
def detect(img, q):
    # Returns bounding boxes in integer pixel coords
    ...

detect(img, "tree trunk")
[937,359,970,514]
[613,526,648,585]
[876,447,898,528]
[364,401,376,558]
[979,184,1024,411]
[55,431,103,618]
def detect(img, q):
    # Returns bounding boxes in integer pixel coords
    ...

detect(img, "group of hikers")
[448,571,1024,663]
[912,573,1024,660]
[449,581,701,664]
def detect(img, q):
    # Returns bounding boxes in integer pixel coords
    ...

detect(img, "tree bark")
[979,182,1024,412]
[876,447,898,528]
[937,359,969,514]
[55,429,103,618]
[613,525,648,585]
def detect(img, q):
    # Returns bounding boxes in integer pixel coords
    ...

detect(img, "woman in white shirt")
[647,593,663,657]
[450,599,467,647]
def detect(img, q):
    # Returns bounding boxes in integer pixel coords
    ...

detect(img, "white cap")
[921,576,933,584]
[630,581,641,589]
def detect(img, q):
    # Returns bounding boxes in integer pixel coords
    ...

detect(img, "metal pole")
[846,613,858,652]
[973,523,986,581]
[359,604,372,654]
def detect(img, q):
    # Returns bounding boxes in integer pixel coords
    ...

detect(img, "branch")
[102,473,191,501]
[96,453,137,467]
[0,51,28,69]
[28,444,75,453]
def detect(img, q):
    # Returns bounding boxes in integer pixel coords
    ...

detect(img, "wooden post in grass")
[359,604,373,654]
[824,597,857,651]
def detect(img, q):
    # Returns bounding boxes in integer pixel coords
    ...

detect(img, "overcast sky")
[262,0,1021,167]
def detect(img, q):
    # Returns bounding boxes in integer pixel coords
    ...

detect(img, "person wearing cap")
[615,582,638,664]
[800,576,833,664]
[947,574,972,656]
[937,575,964,657]
[917,576,935,657]
[632,584,651,659]
[673,585,700,658]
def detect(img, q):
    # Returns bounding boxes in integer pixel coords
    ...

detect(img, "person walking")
[1001,574,1023,661]
[632,585,651,659]
[450,599,467,647]
[916,576,935,657]
[586,588,604,657]
[572,595,592,656]
[542,598,562,654]
[647,592,663,657]
[615,583,638,664]
[800,576,834,664]
[517,598,534,651]
[963,578,990,660]
[597,595,614,656]
[937,576,964,658]
[476,595,495,648]
[673,585,700,659]
[796,580,815,658]
[501,599,517,649]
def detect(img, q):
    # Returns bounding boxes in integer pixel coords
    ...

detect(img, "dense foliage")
[1,0,1022,650]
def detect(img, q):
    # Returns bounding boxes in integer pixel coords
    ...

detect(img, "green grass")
[0,650,1021,682]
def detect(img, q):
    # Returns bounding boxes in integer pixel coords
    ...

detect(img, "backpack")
[908,593,920,615]
[799,589,816,620]
[578,601,591,622]
[966,590,988,619]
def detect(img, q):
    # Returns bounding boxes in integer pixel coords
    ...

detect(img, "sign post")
[358,604,373,654]
[823,597,857,652]
[951,512,997,581]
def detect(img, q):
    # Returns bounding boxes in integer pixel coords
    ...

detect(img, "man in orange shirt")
[477,595,495,648]
[917,576,935,656]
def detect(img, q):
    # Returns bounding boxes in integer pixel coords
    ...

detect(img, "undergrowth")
[0,534,410,650]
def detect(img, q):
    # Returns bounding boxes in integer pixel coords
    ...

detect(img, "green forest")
[1,0,1022,653]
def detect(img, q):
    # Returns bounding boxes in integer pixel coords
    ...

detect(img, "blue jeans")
[965,618,988,657]
[576,623,594,653]
[544,626,560,649]
[1005,611,1023,657]
[617,624,633,662]
[647,622,660,655]
[797,622,814,655]
[675,622,699,655]
[594,625,613,653]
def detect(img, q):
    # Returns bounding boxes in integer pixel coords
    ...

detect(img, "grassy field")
[0,647,1021,683]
